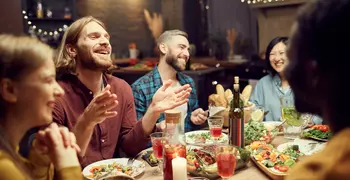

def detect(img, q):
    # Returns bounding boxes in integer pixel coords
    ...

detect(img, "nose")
[183,49,190,60]
[272,54,283,62]
[54,82,65,98]
[99,36,110,46]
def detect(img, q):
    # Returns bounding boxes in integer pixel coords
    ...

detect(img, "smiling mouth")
[275,62,284,67]
[178,57,188,63]
[95,50,110,55]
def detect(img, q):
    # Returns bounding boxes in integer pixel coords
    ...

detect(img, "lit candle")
[172,156,187,180]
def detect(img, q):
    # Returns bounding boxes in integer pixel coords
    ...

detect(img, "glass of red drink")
[208,116,223,143]
[216,145,238,179]
[162,134,186,180]
[150,132,167,175]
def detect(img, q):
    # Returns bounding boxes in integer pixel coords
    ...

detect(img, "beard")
[165,51,186,72]
[77,48,112,71]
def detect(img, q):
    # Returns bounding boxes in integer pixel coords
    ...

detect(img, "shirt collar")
[60,73,108,94]
[152,65,188,86]
[273,74,282,87]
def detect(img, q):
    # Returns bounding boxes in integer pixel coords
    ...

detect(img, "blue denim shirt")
[250,74,322,124]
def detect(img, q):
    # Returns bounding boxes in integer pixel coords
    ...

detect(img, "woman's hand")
[34,123,80,170]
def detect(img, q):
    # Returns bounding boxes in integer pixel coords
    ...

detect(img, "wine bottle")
[229,80,244,147]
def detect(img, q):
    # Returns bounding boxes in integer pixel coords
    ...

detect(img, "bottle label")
[237,118,242,147]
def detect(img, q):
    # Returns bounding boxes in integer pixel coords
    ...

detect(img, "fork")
[127,151,144,166]
[94,170,114,180]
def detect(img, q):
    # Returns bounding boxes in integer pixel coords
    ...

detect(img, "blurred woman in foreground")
[0,34,82,179]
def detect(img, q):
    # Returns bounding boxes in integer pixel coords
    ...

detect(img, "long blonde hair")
[0,34,53,179]
[55,16,106,74]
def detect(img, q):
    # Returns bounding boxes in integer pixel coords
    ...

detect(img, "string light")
[21,9,70,40]
[241,0,286,4]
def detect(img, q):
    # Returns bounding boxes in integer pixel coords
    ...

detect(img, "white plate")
[277,139,326,156]
[82,158,145,179]
[185,130,228,145]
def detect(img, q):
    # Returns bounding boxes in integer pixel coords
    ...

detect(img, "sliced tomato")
[319,126,329,132]
[89,166,100,173]
[194,162,200,168]
[274,165,288,172]
[278,166,289,172]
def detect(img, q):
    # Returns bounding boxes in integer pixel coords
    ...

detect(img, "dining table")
[135,135,292,180]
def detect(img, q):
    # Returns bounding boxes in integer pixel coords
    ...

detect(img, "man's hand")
[151,79,191,113]
[81,84,118,126]
[191,108,208,125]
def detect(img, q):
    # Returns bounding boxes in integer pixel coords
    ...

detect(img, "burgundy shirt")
[53,74,150,167]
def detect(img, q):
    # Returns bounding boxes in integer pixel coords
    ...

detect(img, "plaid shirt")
[131,66,200,132]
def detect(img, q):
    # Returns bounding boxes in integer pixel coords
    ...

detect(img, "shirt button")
[89,91,93,95]
[101,139,105,143]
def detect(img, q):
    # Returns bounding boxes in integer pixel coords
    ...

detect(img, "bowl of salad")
[245,120,278,145]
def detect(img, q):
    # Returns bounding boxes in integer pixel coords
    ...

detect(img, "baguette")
[242,85,252,101]
[216,84,225,99]
[208,94,217,106]
[216,84,227,107]
[224,89,233,106]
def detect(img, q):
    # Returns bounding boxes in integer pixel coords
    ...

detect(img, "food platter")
[82,158,145,179]
[186,144,250,180]
[301,125,332,142]
[185,130,228,145]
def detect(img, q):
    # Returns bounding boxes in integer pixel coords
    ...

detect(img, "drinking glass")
[280,97,302,139]
[216,145,238,179]
[207,116,223,143]
[162,133,186,180]
[150,132,166,175]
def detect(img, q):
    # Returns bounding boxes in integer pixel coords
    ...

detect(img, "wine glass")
[208,116,224,143]
[216,145,239,179]
[150,132,166,175]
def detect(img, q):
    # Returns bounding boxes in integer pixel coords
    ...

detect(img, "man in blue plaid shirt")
[132,30,207,134]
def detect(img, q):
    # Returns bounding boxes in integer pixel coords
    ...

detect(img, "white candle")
[172,156,187,180]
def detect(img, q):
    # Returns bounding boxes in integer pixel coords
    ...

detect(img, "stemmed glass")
[216,145,239,180]
[207,116,224,144]
[150,132,166,175]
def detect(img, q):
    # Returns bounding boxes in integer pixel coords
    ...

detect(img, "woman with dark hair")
[0,34,82,179]
[249,37,322,123]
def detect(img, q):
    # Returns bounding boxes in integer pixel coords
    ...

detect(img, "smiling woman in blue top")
[132,30,208,133]
[250,37,322,124]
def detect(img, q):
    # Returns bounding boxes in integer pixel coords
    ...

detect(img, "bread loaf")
[208,94,217,106]
[216,84,227,107]
[224,89,233,106]
[242,85,252,105]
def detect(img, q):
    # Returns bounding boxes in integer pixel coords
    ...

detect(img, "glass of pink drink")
[208,116,224,143]
[216,145,238,179]
[150,132,166,175]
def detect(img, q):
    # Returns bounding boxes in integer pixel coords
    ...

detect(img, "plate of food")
[244,120,278,145]
[186,144,250,180]
[301,125,332,142]
[263,121,283,135]
[82,158,145,179]
[141,150,158,167]
[185,130,228,145]
[277,140,326,156]
[247,141,303,180]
